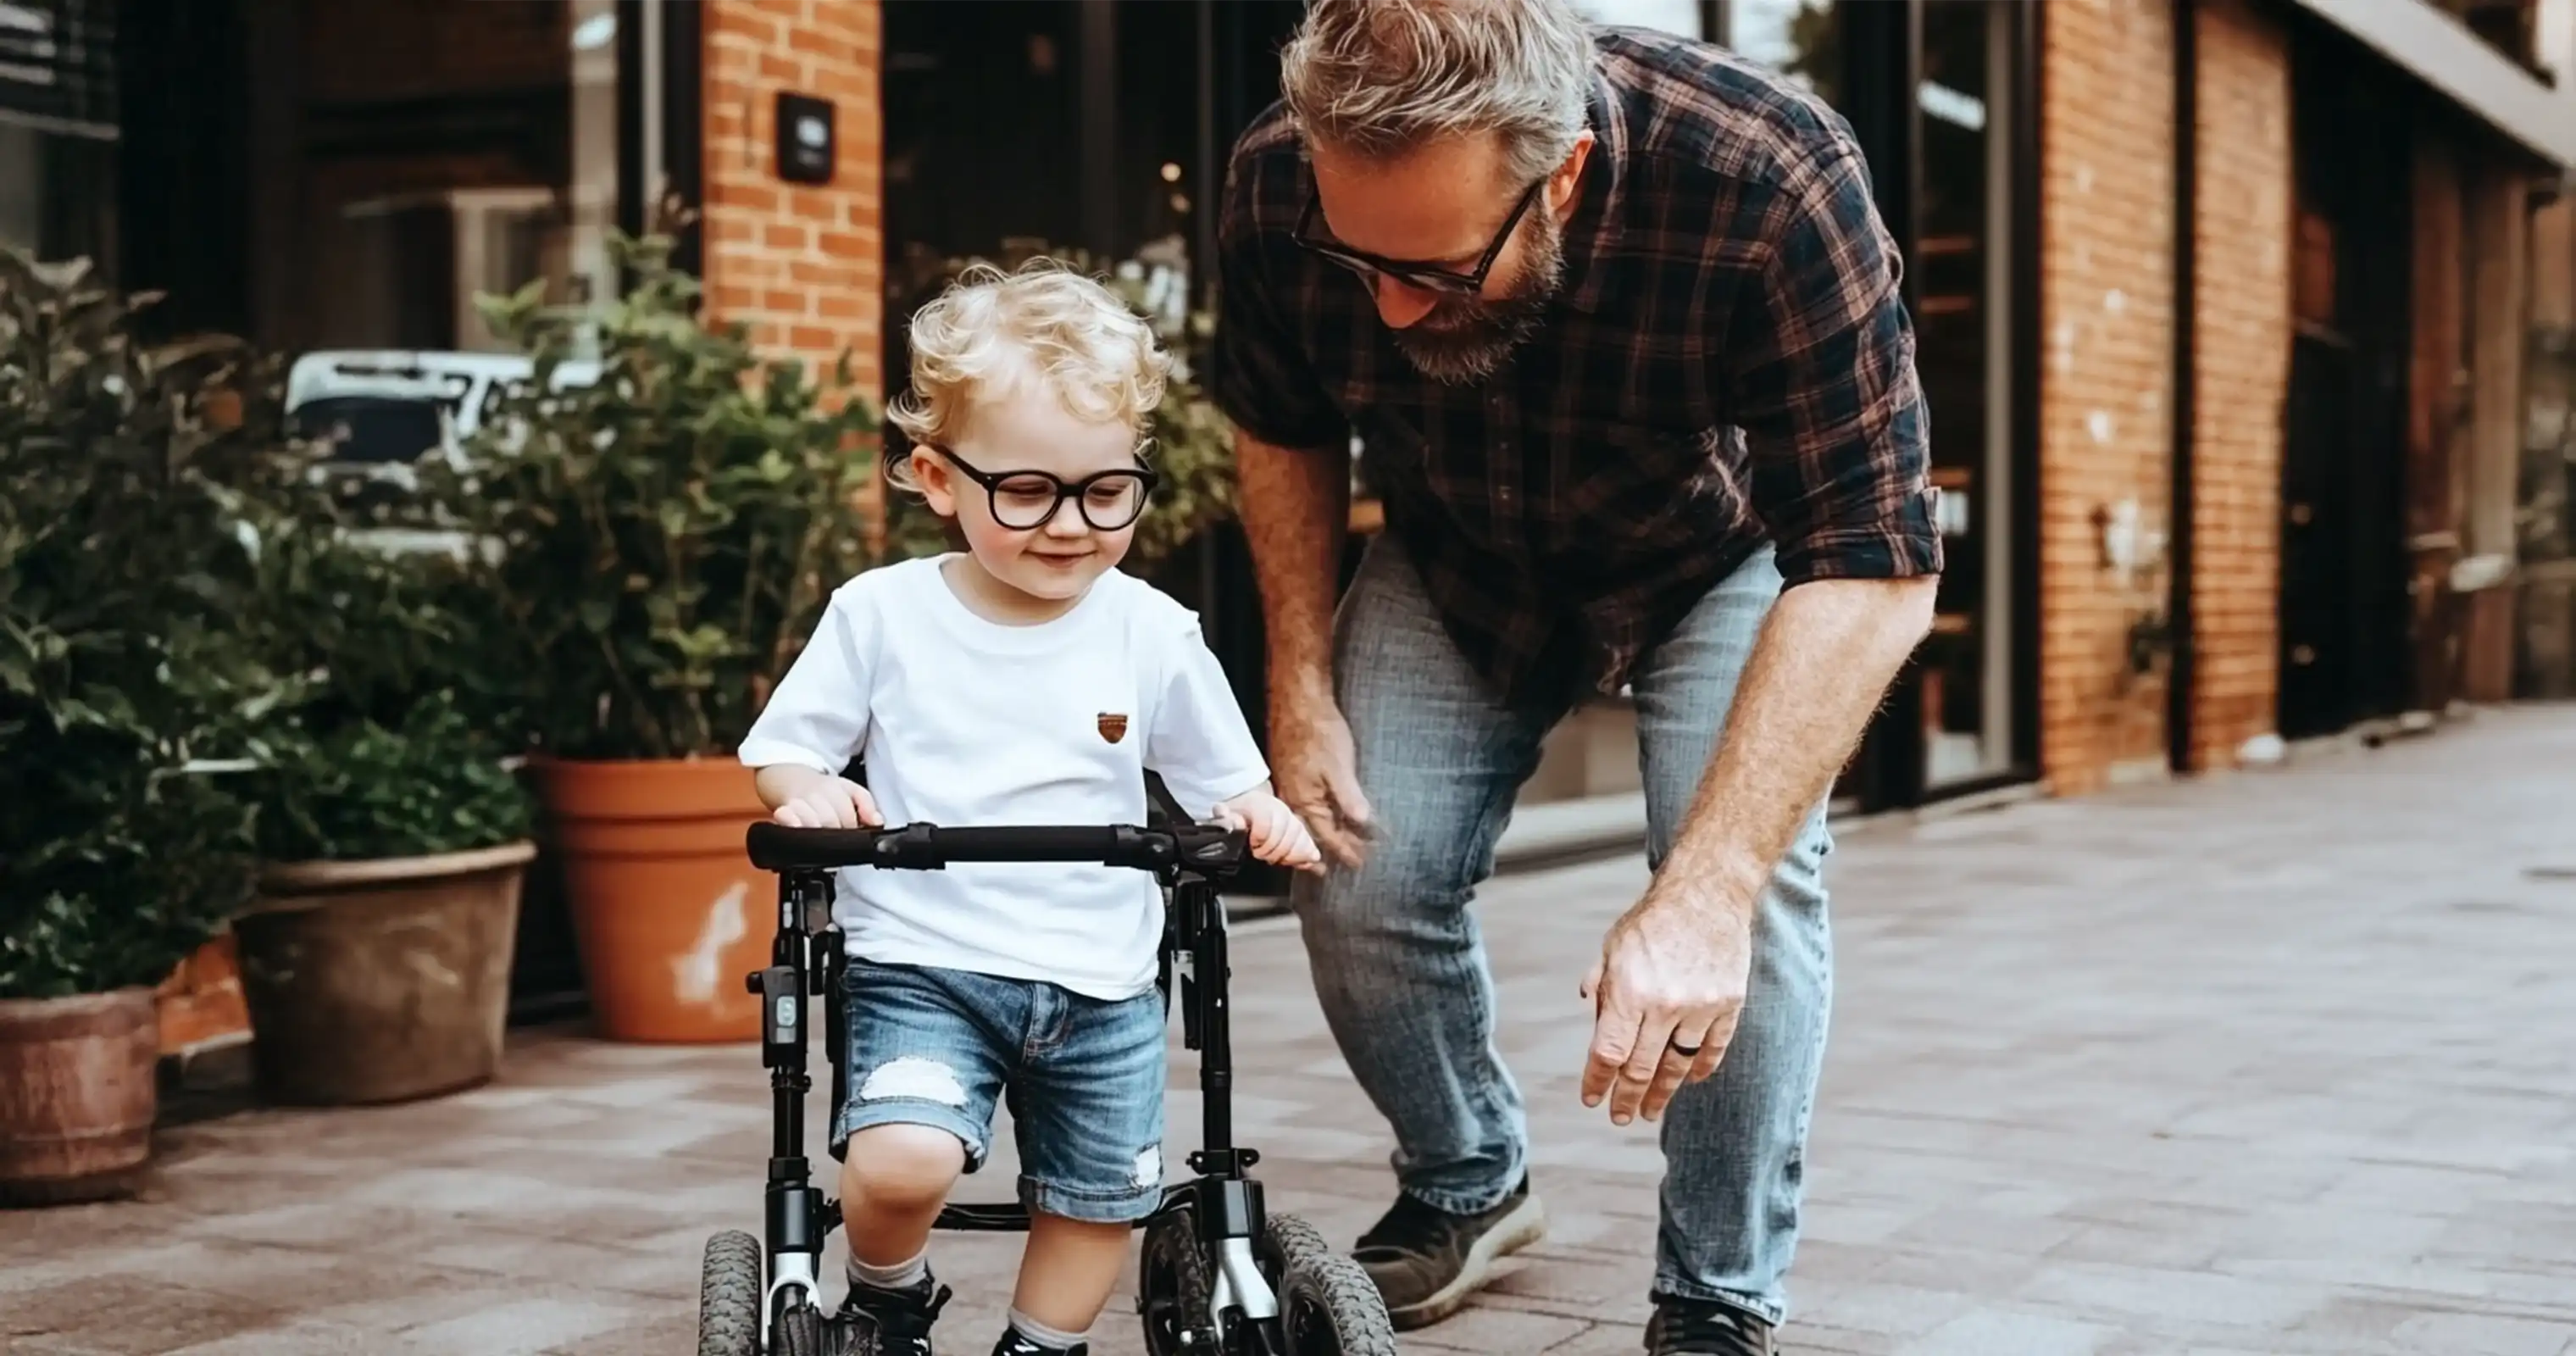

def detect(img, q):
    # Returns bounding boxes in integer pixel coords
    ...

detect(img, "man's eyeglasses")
[930,445,1158,531]
[1291,175,1547,296]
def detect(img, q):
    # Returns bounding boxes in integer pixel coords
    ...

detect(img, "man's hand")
[1579,873,1752,1125]
[1214,786,1325,873]
[1266,691,1375,868]
[1574,574,1934,1127]
[1230,425,1368,867]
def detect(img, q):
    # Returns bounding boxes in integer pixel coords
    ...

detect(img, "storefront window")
[0,122,114,268]
[1915,0,2015,786]
[277,0,614,354]
[1,0,119,272]
[565,0,619,321]
[1725,0,1841,108]
[882,3,1085,285]
[1574,0,1708,38]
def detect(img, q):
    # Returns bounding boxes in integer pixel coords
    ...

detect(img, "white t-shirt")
[736,555,1271,1000]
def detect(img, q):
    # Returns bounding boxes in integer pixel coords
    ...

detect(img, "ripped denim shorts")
[832,958,1170,1225]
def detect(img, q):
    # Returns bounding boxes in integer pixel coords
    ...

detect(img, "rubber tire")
[1259,1213,1335,1275]
[1138,1211,1215,1356]
[1276,1247,1399,1356]
[773,1303,830,1356]
[698,1230,765,1356]
[1259,1213,1395,1356]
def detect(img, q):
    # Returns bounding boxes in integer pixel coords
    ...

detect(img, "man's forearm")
[1662,575,1938,914]
[1232,428,1349,712]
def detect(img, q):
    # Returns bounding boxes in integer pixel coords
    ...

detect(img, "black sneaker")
[990,1330,1085,1356]
[835,1270,952,1356]
[1350,1174,1546,1330]
[1644,1297,1775,1355]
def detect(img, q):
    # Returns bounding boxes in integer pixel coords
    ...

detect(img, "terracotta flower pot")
[0,988,159,1205]
[234,841,537,1106]
[530,757,772,1042]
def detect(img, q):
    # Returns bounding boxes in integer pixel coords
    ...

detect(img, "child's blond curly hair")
[884,258,1172,494]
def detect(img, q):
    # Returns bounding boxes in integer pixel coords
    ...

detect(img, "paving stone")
[2388,1312,2576,1356]
[1895,1307,2114,1356]
[11,705,2574,1355]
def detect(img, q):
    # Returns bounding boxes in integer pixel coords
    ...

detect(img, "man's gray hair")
[1279,0,1596,184]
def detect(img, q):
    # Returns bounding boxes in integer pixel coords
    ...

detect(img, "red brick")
[2040,0,2179,795]
[699,0,883,403]
[2186,0,2290,771]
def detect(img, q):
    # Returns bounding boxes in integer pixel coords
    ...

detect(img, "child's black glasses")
[930,446,1158,531]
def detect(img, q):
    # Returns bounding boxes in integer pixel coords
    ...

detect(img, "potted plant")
[428,228,880,1043]
[0,250,275,1203]
[226,503,540,1104]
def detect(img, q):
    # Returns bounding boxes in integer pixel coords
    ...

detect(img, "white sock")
[848,1248,927,1291]
[1007,1308,1089,1350]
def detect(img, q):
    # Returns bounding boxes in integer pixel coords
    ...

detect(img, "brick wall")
[700,0,886,402]
[2039,0,2179,795]
[2187,0,2291,769]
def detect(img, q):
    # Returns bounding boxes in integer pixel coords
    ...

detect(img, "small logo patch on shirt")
[1097,712,1130,743]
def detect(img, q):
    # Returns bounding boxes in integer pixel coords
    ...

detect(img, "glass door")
[1724,0,1844,106]
[1913,0,2016,787]
[1724,0,1868,807]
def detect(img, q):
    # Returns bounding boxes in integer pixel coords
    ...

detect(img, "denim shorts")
[831,959,1171,1224]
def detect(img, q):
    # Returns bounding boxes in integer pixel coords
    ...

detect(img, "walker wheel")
[1137,1212,1215,1354]
[771,1303,830,1356]
[697,1231,763,1356]
[1263,1214,1397,1356]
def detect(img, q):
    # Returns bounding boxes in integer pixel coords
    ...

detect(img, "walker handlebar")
[745,820,1246,875]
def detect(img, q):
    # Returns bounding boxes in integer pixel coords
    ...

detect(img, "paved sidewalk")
[6,705,2574,1355]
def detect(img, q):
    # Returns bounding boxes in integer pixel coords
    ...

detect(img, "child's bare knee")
[841,1123,967,1209]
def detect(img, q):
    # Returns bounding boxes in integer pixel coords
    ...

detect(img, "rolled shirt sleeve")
[1722,143,1944,588]
[1206,149,1352,454]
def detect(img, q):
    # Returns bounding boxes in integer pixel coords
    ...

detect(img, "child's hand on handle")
[771,774,881,830]
[1214,788,1324,873]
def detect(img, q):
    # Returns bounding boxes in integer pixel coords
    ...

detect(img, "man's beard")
[1391,210,1566,386]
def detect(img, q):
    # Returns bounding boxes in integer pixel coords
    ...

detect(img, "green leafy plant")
[239,514,533,864]
[883,239,1240,571]
[0,248,284,998]
[253,692,532,864]
[426,228,880,762]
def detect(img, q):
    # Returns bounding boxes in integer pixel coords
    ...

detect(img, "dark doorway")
[2277,23,2413,741]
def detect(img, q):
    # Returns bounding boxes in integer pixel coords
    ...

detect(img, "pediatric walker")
[697,814,1396,1355]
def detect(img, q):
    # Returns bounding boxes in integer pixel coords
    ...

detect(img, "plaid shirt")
[1208,25,1942,709]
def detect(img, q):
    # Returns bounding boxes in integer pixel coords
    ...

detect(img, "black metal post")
[761,874,826,1270]
[1191,877,1235,1159]
[2168,0,2200,774]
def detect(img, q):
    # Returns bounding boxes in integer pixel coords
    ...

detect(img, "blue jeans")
[1289,535,1834,1325]
[831,959,1172,1225]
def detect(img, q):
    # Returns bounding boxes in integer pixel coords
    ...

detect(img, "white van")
[282,347,599,553]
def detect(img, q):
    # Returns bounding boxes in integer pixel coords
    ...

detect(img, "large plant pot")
[531,757,770,1042]
[0,988,158,1205]
[234,841,536,1106]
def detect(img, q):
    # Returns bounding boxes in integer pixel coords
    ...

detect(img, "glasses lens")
[1411,270,1484,296]
[1318,247,1478,297]
[1081,473,1147,529]
[991,474,1062,528]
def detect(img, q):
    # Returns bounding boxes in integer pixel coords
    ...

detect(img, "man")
[1204,2,1940,1353]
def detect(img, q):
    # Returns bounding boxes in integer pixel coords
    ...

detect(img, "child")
[736,258,1321,1356]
